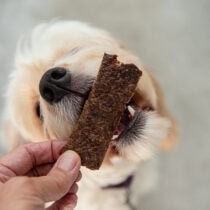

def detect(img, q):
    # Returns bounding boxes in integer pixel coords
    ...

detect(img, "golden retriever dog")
[2,21,177,210]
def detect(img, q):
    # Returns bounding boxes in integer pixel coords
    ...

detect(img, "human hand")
[0,140,81,210]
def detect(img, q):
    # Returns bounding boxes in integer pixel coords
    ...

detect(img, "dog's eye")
[36,102,43,121]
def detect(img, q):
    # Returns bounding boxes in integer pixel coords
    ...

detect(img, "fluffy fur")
[2,21,177,210]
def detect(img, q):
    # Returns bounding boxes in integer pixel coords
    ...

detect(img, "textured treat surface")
[63,53,142,169]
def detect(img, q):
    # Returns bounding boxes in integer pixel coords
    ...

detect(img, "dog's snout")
[39,67,71,104]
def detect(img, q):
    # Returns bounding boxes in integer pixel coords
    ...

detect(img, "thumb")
[30,150,81,202]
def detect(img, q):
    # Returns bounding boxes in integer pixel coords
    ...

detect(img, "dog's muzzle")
[39,67,71,104]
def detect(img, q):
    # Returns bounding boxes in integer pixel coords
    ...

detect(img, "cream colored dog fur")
[2,21,177,210]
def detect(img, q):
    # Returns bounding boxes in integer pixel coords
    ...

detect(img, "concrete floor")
[0,0,209,209]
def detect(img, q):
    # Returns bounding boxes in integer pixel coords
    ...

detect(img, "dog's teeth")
[128,105,135,116]
[112,135,119,140]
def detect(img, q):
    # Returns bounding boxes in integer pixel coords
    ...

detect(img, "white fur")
[119,112,170,162]
[2,21,173,210]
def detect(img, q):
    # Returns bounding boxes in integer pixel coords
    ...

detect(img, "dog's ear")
[2,119,29,150]
[160,111,178,151]
[150,74,178,151]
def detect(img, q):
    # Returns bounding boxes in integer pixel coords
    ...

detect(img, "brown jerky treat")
[63,53,142,169]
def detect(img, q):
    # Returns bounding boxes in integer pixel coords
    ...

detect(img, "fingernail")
[57,151,79,171]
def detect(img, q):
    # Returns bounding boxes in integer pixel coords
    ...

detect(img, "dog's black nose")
[39,67,71,104]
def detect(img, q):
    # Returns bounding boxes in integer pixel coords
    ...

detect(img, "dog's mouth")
[112,100,141,140]
[74,88,153,144]
[111,98,153,143]
[55,72,153,145]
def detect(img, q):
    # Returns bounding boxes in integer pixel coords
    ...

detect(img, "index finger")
[0,140,66,182]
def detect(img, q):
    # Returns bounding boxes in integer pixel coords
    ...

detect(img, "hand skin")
[0,140,81,210]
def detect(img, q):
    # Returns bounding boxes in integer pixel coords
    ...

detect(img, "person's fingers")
[68,183,78,194]
[26,163,54,177]
[76,171,82,182]
[0,140,65,182]
[46,193,78,210]
[27,165,82,181]
[29,151,81,202]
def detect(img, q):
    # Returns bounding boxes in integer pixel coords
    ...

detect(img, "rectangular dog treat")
[63,53,142,169]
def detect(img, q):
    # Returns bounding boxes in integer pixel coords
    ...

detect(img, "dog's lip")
[56,84,90,99]
[65,76,94,101]
[112,103,140,140]
[69,88,91,99]
[111,101,153,142]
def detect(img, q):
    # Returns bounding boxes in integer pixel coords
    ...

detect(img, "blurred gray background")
[0,0,209,209]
